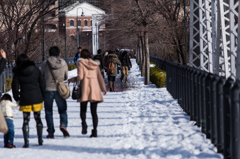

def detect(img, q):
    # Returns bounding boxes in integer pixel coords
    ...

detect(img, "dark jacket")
[0,58,6,75]
[106,54,121,76]
[93,53,104,70]
[74,52,81,65]
[12,61,45,106]
[120,54,132,70]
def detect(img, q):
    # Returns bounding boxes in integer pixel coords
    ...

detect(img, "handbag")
[0,108,8,134]
[72,81,82,100]
[47,61,70,99]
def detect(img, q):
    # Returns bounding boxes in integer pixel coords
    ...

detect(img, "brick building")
[58,2,105,40]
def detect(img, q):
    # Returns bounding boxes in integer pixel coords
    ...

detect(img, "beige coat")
[76,58,106,103]
[41,56,68,91]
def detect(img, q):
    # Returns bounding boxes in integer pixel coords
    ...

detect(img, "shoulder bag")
[72,79,82,100]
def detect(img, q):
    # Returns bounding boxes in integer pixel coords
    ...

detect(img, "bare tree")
[0,0,71,62]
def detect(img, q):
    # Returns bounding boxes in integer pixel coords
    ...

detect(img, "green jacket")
[106,54,121,76]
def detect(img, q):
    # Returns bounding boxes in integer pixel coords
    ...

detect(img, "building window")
[70,20,74,27]
[91,20,92,26]
[84,20,88,27]
[77,19,81,26]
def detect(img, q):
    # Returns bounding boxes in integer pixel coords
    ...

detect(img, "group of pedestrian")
[0,46,107,148]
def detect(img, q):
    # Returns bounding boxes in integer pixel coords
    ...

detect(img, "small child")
[0,93,18,148]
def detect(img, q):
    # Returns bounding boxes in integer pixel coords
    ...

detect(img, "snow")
[150,64,155,67]
[65,2,105,17]
[0,59,222,159]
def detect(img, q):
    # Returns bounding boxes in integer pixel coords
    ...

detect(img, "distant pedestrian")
[12,54,45,148]
[41,46,70,138]
[120,51,132,83]
[0,49,7,75]
[74,47,82,65]
[68,49,107,138]
[93,49,104,78]
[0,94,18,148]
[106,51,121,92]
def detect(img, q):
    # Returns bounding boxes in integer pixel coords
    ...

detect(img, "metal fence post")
[216,77,226,153]
[223,77,234,158]
[230,80,240,159]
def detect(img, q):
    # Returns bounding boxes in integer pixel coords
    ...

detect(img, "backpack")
[107,58,117,74]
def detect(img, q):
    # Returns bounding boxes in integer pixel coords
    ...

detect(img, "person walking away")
[41,46,69,138]
[106,51,121,92]
[120,51,132,83]
[0,49,7,75]
[74,47,82,65]
[12,54,45,148]
[0,94,18,148]
[68,49,106,138]
[93,49,104,78]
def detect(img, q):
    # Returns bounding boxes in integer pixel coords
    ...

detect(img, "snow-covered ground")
[0,59,222,159]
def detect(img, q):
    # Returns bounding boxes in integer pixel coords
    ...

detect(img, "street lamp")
[63,23,67,58]
[87,33,90,51]
[76,7,85,48]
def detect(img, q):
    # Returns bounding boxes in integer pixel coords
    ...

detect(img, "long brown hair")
[80,49,92,59]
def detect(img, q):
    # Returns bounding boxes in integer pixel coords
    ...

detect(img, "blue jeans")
[44,91,68,136]
[4,118,14,145]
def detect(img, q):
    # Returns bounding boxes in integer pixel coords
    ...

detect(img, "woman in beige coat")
[68,49,106,138]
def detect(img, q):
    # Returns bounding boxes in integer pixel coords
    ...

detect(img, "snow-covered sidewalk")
[0,59,222,159]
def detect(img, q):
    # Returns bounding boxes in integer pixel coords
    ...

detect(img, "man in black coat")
[120,51,132,83]
[93,49,104,78]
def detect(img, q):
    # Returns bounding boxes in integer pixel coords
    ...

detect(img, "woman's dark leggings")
[23,112,43,127]
[80,102,98,130]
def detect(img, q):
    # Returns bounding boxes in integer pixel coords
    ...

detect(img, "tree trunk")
[144,30,150,85]
[140,32,145,77]
[139,37,142,70]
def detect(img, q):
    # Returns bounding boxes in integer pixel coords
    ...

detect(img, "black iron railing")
[150,56,240,159]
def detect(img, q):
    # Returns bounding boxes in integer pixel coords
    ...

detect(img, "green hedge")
[68,64,77,71]
[150,64,166,88]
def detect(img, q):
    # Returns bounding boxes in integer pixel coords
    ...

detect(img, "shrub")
[150,65,166,88]
[5,78,12,92]
[68,64,76,71]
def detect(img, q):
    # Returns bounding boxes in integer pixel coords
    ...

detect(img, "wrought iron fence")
[150,56,240,159]
[0,57,74,95]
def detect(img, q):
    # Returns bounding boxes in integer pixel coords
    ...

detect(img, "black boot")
[36,125,43,145]
[22,126,29,148]
[90,129,97,138]
[82,122,88,135]
[109,81,113,92]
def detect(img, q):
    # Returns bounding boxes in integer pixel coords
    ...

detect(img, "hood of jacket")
[77,58,100,70]
[12,61,35,76]
[108,54,117,59]
[47,56,65,70]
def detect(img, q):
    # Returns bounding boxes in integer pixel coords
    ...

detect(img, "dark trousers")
[4,118,14,145]
[80,102,98,130]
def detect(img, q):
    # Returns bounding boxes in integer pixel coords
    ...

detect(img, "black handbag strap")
[47,61,59,83]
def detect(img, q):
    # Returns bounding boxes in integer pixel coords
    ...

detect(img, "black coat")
[120,54,132,70]
[12,61,45,106]
[93,53,104,70]
[0,58,6,75]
